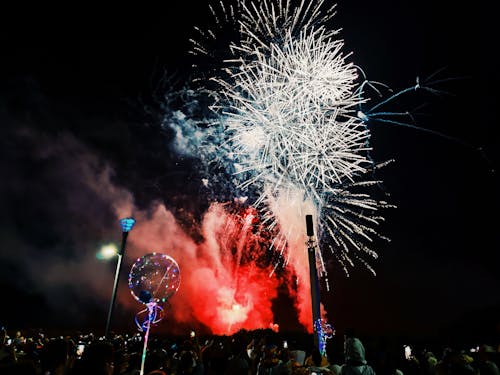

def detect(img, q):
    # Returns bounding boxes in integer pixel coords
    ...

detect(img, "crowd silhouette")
[1,325,499,375]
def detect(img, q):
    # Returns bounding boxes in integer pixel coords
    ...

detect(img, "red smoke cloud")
[116,201,315,335]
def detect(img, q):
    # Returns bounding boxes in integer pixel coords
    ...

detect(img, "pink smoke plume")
[115,199,316,335]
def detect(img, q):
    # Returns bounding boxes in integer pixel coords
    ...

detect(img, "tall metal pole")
[105,217,135,338]
[306,214,325,354]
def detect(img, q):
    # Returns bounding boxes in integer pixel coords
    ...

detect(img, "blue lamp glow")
[120,217,136,232]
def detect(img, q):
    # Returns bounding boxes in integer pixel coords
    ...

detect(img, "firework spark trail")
[172,0,398,331]
[195,0,391,281]
[155,0,472,334]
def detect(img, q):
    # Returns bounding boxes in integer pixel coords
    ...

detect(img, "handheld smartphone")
[76,343,85,356]
[283,340,288,349]
[404,345,412,360]
[190,330,196,338]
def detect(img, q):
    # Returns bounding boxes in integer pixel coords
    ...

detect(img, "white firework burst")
[213,29,369,192]
[190,0,339,68]
[197,0,392,274]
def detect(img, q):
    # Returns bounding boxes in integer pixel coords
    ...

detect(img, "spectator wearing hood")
[340,337,376,375]
[475,345,499,375]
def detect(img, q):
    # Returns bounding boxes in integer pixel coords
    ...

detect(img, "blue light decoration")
[120,217,136,232]
[314,319,327,357]
[314,318,335,357]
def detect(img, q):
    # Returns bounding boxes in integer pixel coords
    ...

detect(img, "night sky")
[1,1,499,343]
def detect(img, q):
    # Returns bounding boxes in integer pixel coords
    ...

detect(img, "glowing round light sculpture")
[128,252,181,305]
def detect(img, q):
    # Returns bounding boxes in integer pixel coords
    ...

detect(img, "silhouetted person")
[226,335,252,375]
[70,341,114,375]
[340,337,376,375]
[0,327,16,365]
[40,338,71,375]
[257,344,283,375]
[435,348,474,375]
[476,345,500,375]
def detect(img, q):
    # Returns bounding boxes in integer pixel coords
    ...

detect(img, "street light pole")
[305,214,325,354]
[105,217,136,338]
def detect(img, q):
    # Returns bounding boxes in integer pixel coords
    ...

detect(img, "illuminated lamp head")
[120,217,136,233]
[96,244,118,260]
